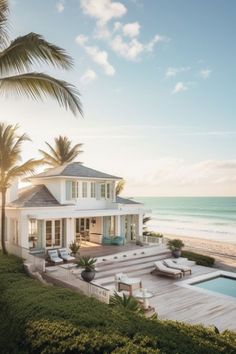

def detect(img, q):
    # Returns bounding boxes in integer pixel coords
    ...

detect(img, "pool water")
[192,276,236,298]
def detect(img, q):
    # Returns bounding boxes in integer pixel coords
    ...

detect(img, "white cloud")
[80,0,127,25]
[75,34,88,46]
[166,66,191,78]
[111,35,143,60]
[80,69,97,84]
[200,68,211,79]
[56,1,64,13]
[172,82,188,94]
[145,34,169,52]
[122,22,140,37]
[76,34,115,75]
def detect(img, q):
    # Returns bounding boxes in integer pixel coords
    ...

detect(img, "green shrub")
[182,250,215,267]
[0,252,235,354]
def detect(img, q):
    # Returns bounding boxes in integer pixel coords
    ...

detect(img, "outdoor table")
[134,288,154,309]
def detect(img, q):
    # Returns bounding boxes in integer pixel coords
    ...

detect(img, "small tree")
[0,123,41,254]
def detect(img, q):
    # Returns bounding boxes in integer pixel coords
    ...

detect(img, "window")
[46,220,52,247]
[106,183,111,199]
[101,183,106,198]
[82,182,87,198]
[45,220,61,248]
[54,220,61,246]
[72,181,79,198]
[91,182,96,198]
[29,219,37,236]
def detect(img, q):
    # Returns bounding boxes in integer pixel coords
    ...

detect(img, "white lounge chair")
[59,248,76,262]
[151,261,183,278]
[48,250,63,265]
[164,259,192,275]
[115,273,142,295]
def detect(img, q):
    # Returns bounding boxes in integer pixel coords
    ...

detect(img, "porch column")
[138,214,143,237]
[116,215,121,236]
[66,218,74,247]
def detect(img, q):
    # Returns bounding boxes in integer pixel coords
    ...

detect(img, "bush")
[0,252,235,354]
[182,250,215,267]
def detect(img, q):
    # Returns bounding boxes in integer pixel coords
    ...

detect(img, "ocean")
[135,197,236,244]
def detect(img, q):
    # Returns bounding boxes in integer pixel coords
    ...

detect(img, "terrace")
[43,244,236,331]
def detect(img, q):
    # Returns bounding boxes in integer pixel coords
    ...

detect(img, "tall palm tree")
[116,180,125,196]
[0,0,82,116]
[39,136,83,167]
[0,123,41,255]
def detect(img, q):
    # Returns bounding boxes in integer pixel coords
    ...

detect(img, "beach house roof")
[7,185,61,208]
[116,196,142,205]
[30,162,122,180]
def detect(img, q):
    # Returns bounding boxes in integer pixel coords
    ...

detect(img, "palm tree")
[39,136,83,167]
[0,0,82,116]
[115,180,125,196]
[0,123,41,254]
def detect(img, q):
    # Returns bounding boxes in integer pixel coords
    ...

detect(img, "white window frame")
[91,182,96,198]
[100,183,106,199]
[106,183,111,199]
[45,219,62,248]
[82,182,87,198]
[72,181,79,199]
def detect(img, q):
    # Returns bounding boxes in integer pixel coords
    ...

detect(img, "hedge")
[182,250,215,267]
[0,252,235,354]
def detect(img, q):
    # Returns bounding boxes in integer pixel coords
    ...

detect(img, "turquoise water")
[134,197,236,243]
[192,276,236,298]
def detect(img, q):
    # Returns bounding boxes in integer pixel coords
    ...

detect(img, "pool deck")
[45,246,236,332]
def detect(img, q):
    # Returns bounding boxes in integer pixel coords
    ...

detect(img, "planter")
[172,249,181,258]
[81,270,95,282]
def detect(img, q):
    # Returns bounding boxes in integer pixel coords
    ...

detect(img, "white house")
[3,163,145,255]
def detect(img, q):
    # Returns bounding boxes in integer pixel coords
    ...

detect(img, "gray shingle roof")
[7,185,60,208]
[31,163,122,180]
[116,196,142,205]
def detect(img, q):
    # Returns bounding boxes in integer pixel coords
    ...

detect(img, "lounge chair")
[48,250,63,265]
[59,248,76,262]
[151,261,183,278]
[115,273,142,295]
[164,259,192,275]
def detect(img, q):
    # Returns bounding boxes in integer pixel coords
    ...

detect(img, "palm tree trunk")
[1,189,7,255]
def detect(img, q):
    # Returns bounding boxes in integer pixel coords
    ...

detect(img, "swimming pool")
[192,276,236,298]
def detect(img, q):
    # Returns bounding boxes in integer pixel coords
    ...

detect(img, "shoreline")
[164,234,236,272]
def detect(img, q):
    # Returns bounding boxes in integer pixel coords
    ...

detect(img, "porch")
[28,213,143,254]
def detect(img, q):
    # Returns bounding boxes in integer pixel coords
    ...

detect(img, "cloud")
[56,1,64,13]
[200,68,211,79]
[110,35,143,60]
[76,35,115,76]
[80,0,127,25]
[122,22,140,37]
[172,82,188,94]
[75,34,88,46]
[166,66,191,78]
[80,69,97,84]
[145,34,169,52]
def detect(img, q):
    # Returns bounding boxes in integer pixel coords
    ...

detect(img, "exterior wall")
[32,178,62,203]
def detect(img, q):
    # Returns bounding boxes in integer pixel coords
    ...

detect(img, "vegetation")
[0,123,41,254]
[0,0,82,115]
[167,238,185,251]
[39,135,83,167]
[182,250,215,267]
[110,292,144,315]
[145,231,163,238]
[69,241,80,256]
[115,180,125,196]
[0,253,235,354]
[76,255,97,272]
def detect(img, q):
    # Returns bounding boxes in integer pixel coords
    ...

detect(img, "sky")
[1,0,236,196]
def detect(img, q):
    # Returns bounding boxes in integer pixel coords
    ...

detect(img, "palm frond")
[0,0,9,48]
[0,32,73,75]
[116,180,125,196]
[0,72,83,116]
[5,158,42,186]
[38,149,59,167]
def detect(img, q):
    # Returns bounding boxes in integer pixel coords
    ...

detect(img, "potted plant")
[69,241,80,257]
[167,239,185,258]
[77,256,97,282]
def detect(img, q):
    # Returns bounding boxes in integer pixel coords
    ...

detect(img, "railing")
[137,235,163,245]
[6,243,45,272]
